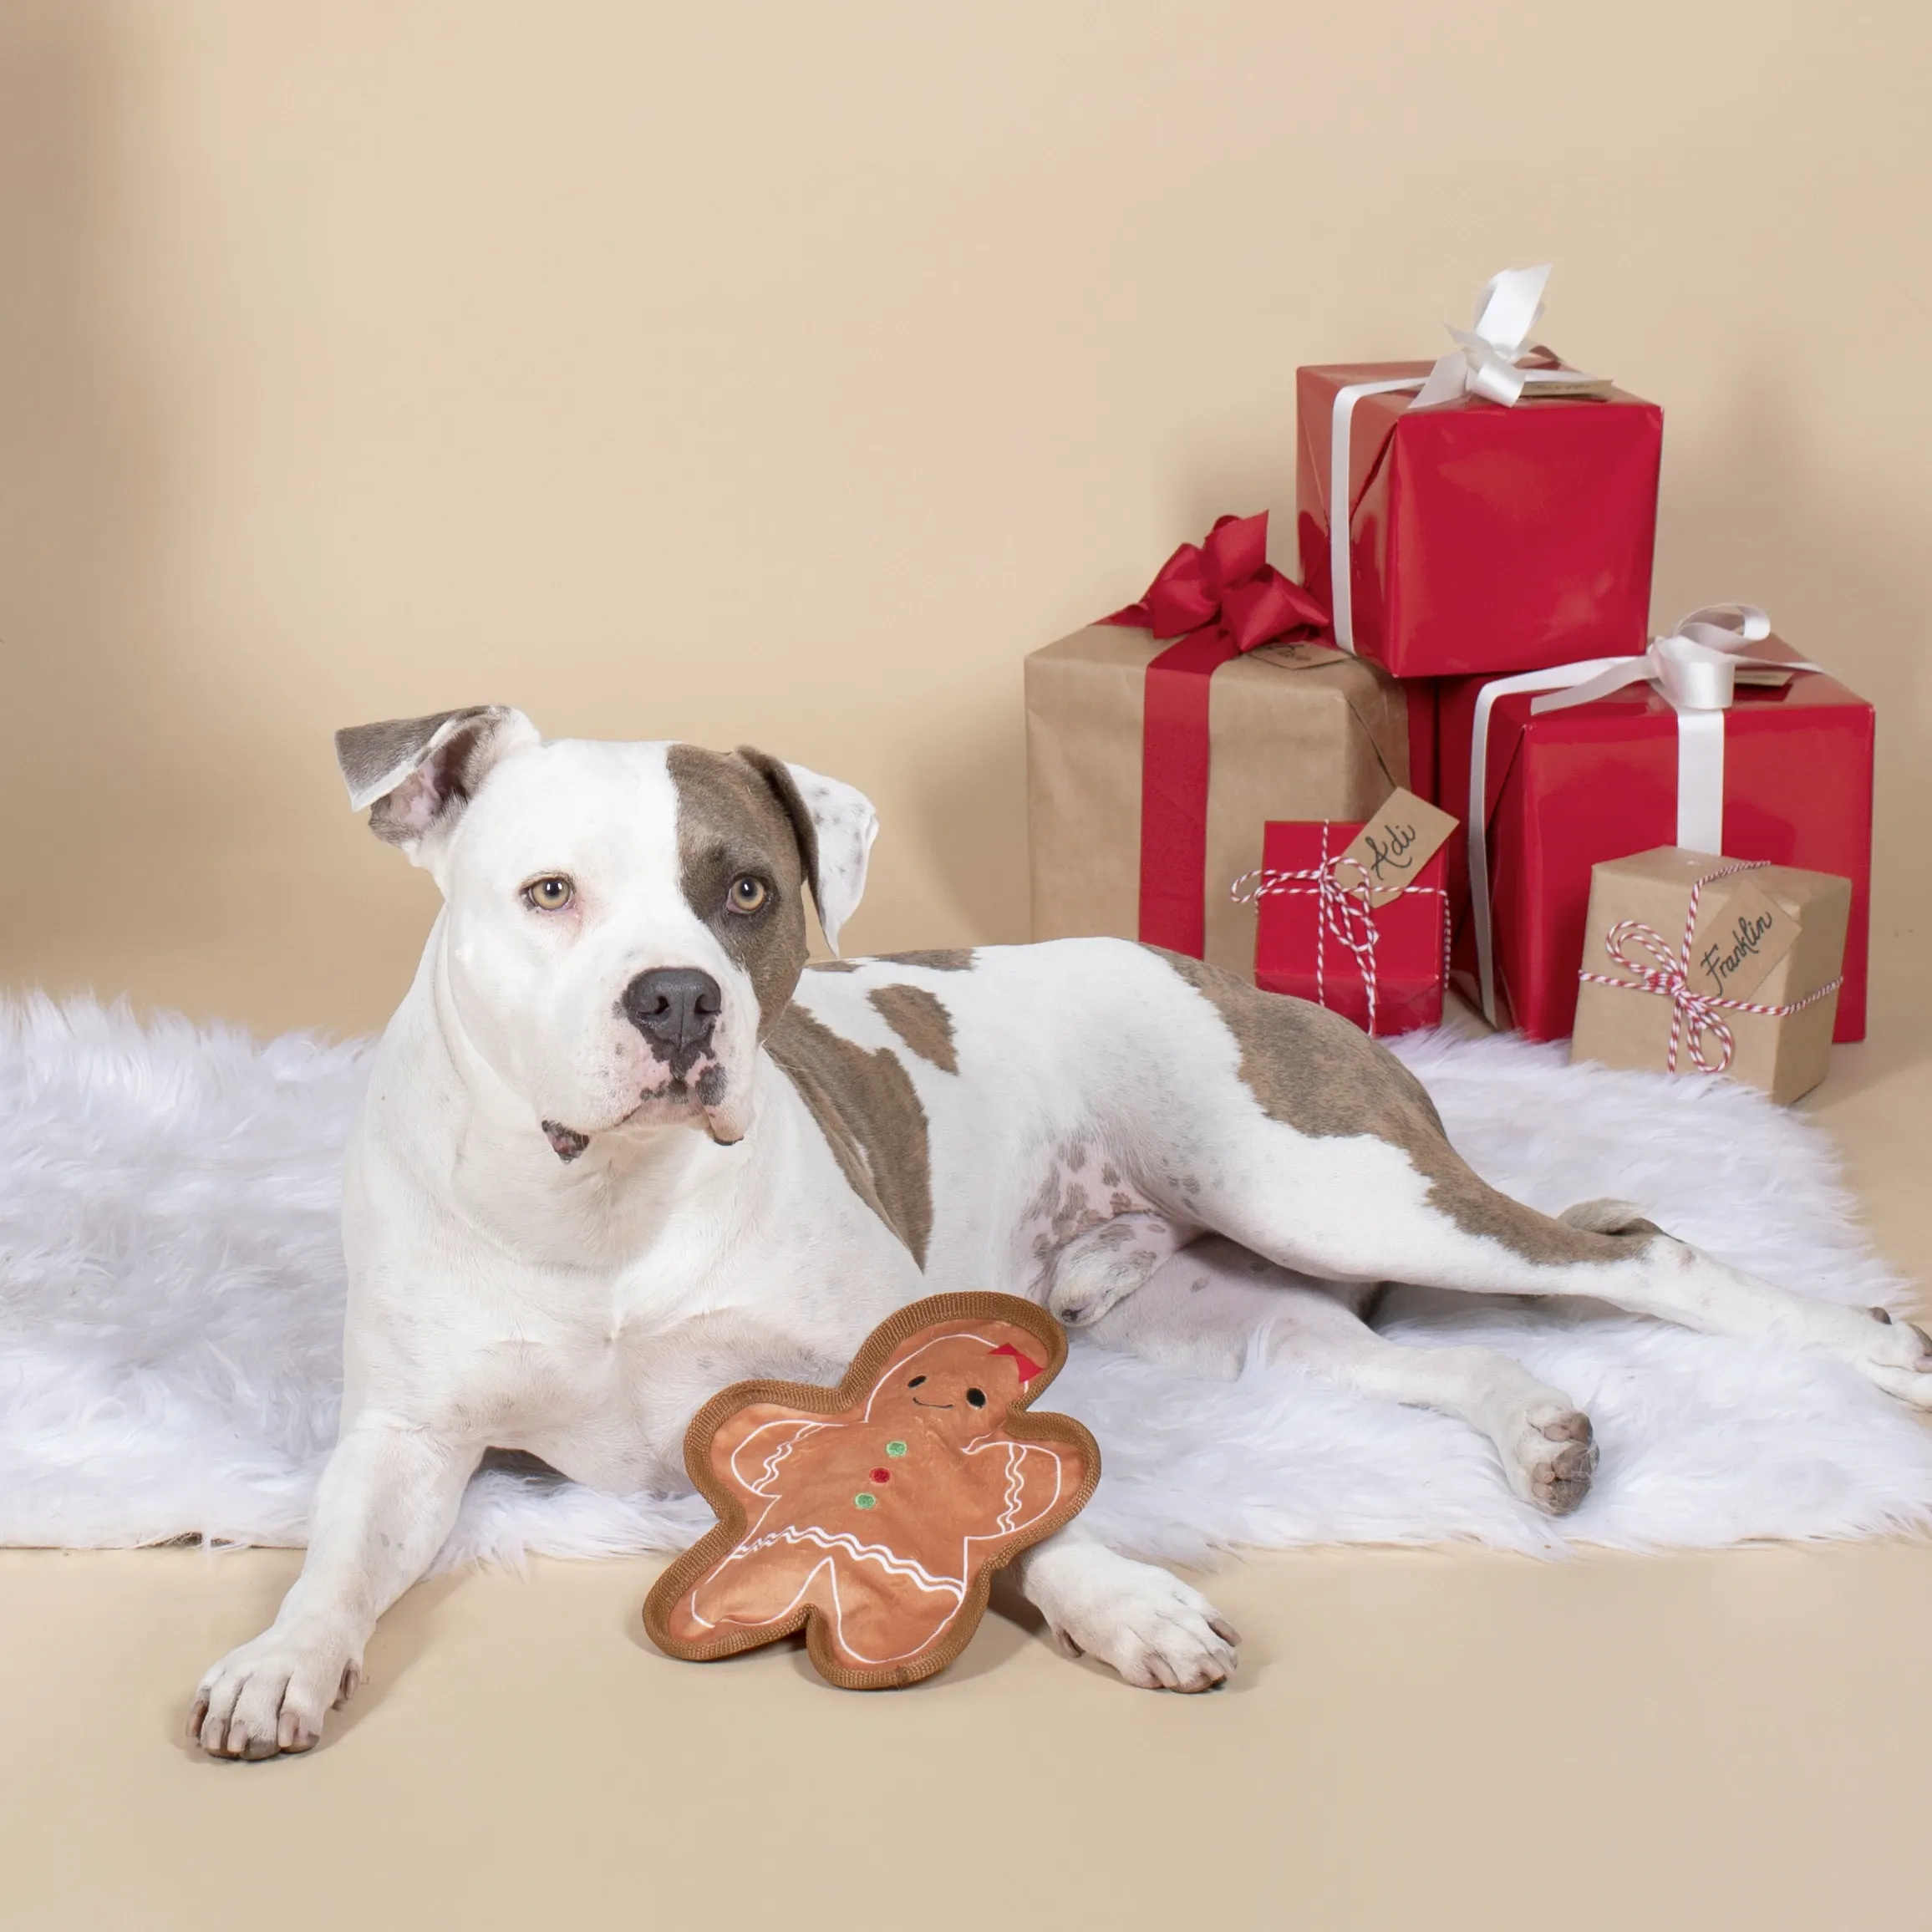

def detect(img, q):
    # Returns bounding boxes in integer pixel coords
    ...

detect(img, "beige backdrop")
[2,0,1926,1040]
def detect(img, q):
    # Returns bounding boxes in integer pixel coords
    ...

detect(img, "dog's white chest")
[480,1314,678,1492]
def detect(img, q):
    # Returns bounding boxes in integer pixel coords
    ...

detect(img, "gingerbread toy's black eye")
[908,1375,926,1388]
[966,1387,986,1407]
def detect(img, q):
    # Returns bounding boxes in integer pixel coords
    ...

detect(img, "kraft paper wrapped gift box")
[1436,623,1873,1045]
[1026,630,1425,980]
[1570,848,1850,1105]
[1025,513,1429,980]
[1294,267,1663,679]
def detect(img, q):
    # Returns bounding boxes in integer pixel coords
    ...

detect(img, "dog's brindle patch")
[766,1005,934,1268]
[880,948,975,972]
[667,745,813,1036]
[867,984,958,1075]
[1149,949,1660,1269]
[804,950,975,976]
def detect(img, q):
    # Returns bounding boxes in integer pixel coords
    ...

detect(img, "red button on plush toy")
[645,1293,1098,1690]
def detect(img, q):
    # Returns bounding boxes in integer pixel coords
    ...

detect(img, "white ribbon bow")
[1465,606,1816,1029]
[1529,604,1797,718]
[1528,605,1815,867]
[1411,265,1596,410]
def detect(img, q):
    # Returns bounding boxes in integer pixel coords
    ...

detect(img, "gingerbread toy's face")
[864,1330,1041,1445]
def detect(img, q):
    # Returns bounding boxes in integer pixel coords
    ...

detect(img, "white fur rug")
[3,994,1929,1571]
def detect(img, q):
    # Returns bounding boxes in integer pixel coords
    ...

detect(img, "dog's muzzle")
[621,968,722,1080]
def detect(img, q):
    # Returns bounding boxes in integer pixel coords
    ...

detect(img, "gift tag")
[1685,876,1797,1003]
[1518,374,1615,399]
[1335,789,1459,910]
[1513,348,1614,399]
[1245,640,1345,671]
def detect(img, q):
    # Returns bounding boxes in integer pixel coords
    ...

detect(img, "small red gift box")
[1249,820,1449,1036]
[1293,270,1661,679]
[1436,628,1874,1044]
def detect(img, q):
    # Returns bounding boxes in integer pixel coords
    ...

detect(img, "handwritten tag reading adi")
[1685,874,1797,1003]
[1335,790,1459,909]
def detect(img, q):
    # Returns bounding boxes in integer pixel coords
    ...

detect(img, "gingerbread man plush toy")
[646,1293,1099,1688]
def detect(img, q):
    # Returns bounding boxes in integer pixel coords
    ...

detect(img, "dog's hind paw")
[1559,1198,1663,1238]
[1501,1404,1599,1516]
[1045,1213,1178,1329]
[1845,1312,1932,1408]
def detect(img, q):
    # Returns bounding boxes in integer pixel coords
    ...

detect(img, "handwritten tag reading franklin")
[1685,877,1797,1003]
[1335,789,1460,911]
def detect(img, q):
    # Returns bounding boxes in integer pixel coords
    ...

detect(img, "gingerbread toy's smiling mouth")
[911,1397,953,1409]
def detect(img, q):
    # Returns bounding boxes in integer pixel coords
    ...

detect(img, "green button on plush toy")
[644,1293,1099,1690]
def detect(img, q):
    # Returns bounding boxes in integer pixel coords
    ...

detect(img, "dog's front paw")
[190,1627,362,1760]
[1024,1540,1238,1692]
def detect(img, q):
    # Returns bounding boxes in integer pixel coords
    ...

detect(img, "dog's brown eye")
[727,875,769,915]
[524,877,574,913]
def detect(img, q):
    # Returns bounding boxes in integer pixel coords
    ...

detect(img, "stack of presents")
[1026,268,1870,1104]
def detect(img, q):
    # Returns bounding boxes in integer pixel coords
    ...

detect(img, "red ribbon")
[1101,512,1330,957]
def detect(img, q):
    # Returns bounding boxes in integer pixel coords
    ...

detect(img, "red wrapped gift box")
[1294,364,1662,679]
[1251,820,1449,1036]
[1437,643,1873,1044]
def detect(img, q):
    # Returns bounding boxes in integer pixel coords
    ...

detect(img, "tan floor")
[3,959,1929,1932]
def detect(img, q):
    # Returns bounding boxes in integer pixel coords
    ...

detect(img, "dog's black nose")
[621,968,722,1075]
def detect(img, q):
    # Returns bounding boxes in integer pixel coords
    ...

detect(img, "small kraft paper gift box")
[1243,790,1457,1036]
[1294,266,1663,679]
[1026,511,1433,979]
[1570,848,1849,1105]
[1437,606,1874,1045]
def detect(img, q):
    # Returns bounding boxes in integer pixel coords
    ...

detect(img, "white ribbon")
[1466,606,1817,1027]
[1327,267,1602,653]
[1531,604,1785,717]
[1411,265,1583,409]
[1328,377,1428,657]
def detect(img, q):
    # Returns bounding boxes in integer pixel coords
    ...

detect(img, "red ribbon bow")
[1106,511,1330,648]
[1101,512,1330,958]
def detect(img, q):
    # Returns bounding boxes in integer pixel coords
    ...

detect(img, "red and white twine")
[1233,824,1450,1035]
[1577,857,1841,1076]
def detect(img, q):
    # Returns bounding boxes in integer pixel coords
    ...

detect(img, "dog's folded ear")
[735,748,878,955]
[335,707,540,861]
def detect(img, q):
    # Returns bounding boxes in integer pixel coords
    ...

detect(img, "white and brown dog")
[191,708,1932,1757]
